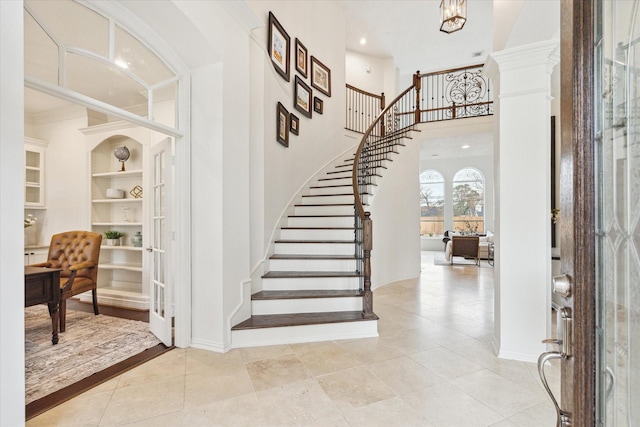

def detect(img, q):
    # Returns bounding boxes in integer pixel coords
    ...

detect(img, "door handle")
[538,351,571,427]
[538,306,573,426]
[146,246,153,252]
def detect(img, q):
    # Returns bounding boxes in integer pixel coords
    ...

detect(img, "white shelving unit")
[82,123,149,311]
[24,137,47,208]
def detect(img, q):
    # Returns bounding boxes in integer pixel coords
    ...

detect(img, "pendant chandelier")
[440,0,467,34]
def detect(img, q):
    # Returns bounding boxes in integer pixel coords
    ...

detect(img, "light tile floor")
[28,251,560,427]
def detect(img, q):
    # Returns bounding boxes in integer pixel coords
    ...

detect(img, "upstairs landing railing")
[352,64,492,319]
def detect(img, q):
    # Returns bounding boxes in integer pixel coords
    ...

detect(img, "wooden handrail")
[352,83,416,221]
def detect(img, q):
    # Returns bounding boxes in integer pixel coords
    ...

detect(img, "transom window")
[24,0,178,129]
[420,170,445,236]
[452,168,484,234]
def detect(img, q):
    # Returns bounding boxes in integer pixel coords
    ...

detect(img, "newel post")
[362,212,375,318]
[414,70,421,124]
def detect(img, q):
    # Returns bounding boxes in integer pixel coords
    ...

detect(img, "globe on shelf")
[114,146,130,172]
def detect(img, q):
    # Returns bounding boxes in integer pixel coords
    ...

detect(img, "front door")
[547,1,598,425]
[148,137,173,346]
[551,1,640,426]
[594,1,640,425]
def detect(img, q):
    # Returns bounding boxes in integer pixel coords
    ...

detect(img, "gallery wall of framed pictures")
[267,11,332,147]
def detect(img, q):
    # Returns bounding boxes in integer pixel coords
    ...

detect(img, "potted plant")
[104,230,124,246]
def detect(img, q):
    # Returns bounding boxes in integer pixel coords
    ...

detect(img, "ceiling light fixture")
[440,0,466,34]
[114,59,129,70]
[360,37,367,45]
[461,144,470,149]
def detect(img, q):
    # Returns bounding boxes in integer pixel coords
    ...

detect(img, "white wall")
[345,50,397,101]
[246,1,350,259]
[370,140,421,289]
[170,1,253,352]
[25,110,92,245]
[0,2,25,424]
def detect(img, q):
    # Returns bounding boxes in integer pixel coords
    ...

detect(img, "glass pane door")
[596,0,640,424]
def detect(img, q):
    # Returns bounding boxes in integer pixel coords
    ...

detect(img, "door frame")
[559,0,597,424]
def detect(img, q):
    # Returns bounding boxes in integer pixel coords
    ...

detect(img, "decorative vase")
[131,231,142,247]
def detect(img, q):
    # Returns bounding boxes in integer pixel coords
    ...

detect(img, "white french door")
[148,137,173,346]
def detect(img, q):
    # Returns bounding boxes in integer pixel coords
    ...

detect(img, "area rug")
[25,306,161,404]
[433,252,479,266]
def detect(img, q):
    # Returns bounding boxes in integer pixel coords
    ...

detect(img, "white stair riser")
[231,320,378,348]
[251,297,362,315]
[274,242,355,255]
[321,175,378,186]
[316,177,351,186]
[269,258,357,271]
[301,195,355,205]
[280,228,354,240]
[262,276,360,290]
[309,186,353,196]
[294,205,354,216]
[287,216,354,228]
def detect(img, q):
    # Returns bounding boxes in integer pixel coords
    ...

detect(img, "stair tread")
[252,290,363,300]
[275,239,356,244]
[288,215,353,218]
[309,184,352,189]
[294,203,354,207]
[231,310,377,330]
[263,271,361,278]
[270,254,358,260]
[302,193,354,197]
[281,227,354,230]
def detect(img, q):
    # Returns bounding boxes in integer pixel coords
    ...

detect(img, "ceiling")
[25,0,496,158]
[342,0,494,75]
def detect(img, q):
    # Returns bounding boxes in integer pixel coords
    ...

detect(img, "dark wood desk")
[25,266,62,345]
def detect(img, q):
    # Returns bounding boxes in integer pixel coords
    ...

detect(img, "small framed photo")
[290,113,299,135]
[313,97,323,114]
[294,75,313,118]
[311,56,331,97]
[295,38,308,78]
[276,102,289,147]
[268,12,290,82]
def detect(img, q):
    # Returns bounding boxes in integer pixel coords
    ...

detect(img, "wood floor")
[25,300,170,420]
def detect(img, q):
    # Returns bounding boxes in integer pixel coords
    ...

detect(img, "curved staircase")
[230,148,400,347]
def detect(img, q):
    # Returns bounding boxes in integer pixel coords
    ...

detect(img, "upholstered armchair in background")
[449,235,480,266]
[29,230,102,332]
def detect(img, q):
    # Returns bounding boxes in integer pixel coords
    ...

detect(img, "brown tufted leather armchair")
[30,230,102,332]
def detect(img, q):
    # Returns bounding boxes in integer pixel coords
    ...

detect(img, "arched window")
[24,0,178,129]
[420,170,445,236]
[453,168,484,234]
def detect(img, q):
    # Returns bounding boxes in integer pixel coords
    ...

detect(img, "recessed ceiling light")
[360,37,367,45]
[461,144,470,149]
[432,154,438,157]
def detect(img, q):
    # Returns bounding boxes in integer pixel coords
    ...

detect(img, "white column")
[484,39,560,361]
[0,1,26,425]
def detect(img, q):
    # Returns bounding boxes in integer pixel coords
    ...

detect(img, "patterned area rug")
[25,306,161,404]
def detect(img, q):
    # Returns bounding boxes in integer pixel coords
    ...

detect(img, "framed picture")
[276,102,289,147]
[268,12,290,82]
[294,75,312,118]
[290,113,299,135]
[313,97,323,114]
[295,38,308,78]
[310,56,331,97]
